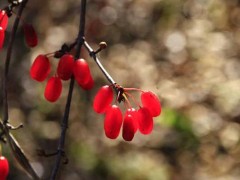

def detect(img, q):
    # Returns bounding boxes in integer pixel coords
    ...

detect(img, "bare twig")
[50,0,87,179]
[83,41,116,85]
[1,1,40,179]
[2,0,28,124]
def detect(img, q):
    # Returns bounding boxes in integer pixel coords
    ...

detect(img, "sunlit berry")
[57,54,74,80]
[93,85,113,114]
[141,91,161,117]
[23,23,38,47]
[0,10,8,31]
[73,59,93,86]
[122,109,138,141]
[30,55,51,82]
[44,76,62,102]
[104,105,123,139]
[138,107,153,135]
[0,27,4,49]
[0,156,9,180]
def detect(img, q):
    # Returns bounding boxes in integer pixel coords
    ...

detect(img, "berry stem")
[124,91,141,108]
[83,40,116,86]
[124,87,144,92]
[50,0,87,179]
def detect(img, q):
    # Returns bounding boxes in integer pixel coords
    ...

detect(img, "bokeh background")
[1,0,240,179]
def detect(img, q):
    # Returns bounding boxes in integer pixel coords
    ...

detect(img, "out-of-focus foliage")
[1,0,240,179]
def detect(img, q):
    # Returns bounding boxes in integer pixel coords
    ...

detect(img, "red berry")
[93,85,113,114]
[104,105,123,139]
[30,55,51,82]
[138,107,153,135]
[125,108,138,133]
[57,54,74,80]
[141,91,161,117]
[122,109,138,141]
[23,23,38,47]
[78,76,94,90]
[0,10,8,31]
[73,59,93,87]
[0,156,9,180]
[0,27,4,50]
[44,76,62,102]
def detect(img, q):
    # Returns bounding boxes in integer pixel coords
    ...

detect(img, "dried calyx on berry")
[93,84,161,141]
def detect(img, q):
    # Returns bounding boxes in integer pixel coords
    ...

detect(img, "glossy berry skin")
[104,105,123,139]
[138,107,153,135]
[141,91,161,117]
[78,76,94,90]
[73,59,93,87]
[122,109,138,141]
[0,27,4,50]
[44,77,62,102]
[93,85,113,114]
[57,54,74,80]
[23,23,38,47]
[0,156,9,180]
[30,55,51,82]
[0,10,8,30]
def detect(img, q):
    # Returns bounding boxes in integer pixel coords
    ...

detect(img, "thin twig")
[50,0,87,179]
[1,0,40,179]
[83,41,116,85]
[2,0,28,124]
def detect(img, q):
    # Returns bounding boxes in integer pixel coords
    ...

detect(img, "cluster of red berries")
[0,8,37,50]
[0,10,8,49]
[30,54,94,102]
[0,155,9,180]
[93,85,161,141]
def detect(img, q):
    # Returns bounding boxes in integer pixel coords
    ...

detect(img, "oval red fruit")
[138,107,153,135]
[0,156,9,180]
[0,10,8,31]
[93,85,113,114]
[122,113,137,141]
[0,27,4,50]
[104,105,123,139]
[23,23,38,47]
[73,59,93,86]
[57,54,74,80]
[78,76,94,90]
[141,91,161,117]
[30,55,51,82]
[44,77,62,102]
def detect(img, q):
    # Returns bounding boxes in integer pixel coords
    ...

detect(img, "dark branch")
[50,0,87,179]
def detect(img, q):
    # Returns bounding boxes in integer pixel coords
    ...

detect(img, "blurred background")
[1,0,240,179]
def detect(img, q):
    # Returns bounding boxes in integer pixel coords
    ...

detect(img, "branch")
[83,41,116,85]
[1,0,40,179]
[2,0,28,124]
[50,0,87,179]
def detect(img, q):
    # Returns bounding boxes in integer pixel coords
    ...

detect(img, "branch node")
[94,41,107,54]
[6,123,24,130]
